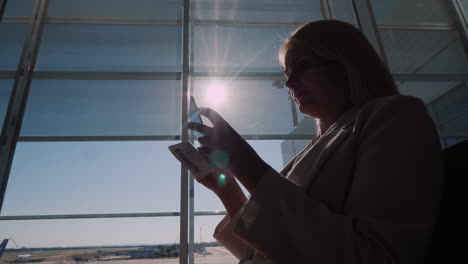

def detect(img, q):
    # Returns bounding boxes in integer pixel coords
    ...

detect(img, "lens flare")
[209,150,229,168]
[218,173,226,186]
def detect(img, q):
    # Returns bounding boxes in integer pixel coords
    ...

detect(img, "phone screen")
[189,96,204,138]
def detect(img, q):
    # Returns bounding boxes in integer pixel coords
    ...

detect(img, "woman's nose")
[285,76,298,90]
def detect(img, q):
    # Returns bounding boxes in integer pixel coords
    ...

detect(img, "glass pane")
[194,215,237,264]
[36,24,181,72]
[428,81,468,138]
[416,38,468,74]
[192,0,322,22]
[371,0,453,24]
[379,29,468,74]
[193,80,295,135]
[3,0,35,18]
[193,26,295,73]
[0,80,14,128]
[464,0,468,15]
[330,0,357,23]
[47,0,181,20]
[444,138,467,148]
[398,81,459,103]
[2,141,181,215]
[20,80,180,137]
[195,140,292,212]
[0,217,180,258]
[0,23,29,70]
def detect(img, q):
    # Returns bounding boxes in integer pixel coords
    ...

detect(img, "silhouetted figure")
[188,20,443,264]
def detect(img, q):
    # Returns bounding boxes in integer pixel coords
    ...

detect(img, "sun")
[205,81,227,106]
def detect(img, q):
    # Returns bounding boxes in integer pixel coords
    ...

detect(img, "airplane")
[194,248,209,256]
[16,254,31,261]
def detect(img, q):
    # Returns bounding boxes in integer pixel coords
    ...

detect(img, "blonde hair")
[279,20,399,107]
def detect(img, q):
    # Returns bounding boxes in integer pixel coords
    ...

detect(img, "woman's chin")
[298,103,318,118]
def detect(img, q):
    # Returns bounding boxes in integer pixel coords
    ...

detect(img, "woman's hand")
[193,146,238,195]
[187,108,269,193]
[194,147,247,217]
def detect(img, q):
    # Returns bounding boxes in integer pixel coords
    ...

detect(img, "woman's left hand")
[187,107,269,193]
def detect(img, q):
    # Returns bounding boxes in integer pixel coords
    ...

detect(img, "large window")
[371,0,468,147]
[1,1,467,264]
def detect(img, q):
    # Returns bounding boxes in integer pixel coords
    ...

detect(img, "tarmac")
[1,247,238,264]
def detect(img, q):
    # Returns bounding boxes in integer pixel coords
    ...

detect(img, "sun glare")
[205,81,227,106]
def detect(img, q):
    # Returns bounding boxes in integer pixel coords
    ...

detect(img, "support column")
[179,0,191,263]
[0,0,48,213]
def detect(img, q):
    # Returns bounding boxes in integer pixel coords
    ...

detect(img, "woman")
[187,20,443,264]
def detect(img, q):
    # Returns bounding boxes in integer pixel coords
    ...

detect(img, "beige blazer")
[213,95,444,264]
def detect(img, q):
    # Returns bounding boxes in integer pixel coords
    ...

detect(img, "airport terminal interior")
[0,0,467,263]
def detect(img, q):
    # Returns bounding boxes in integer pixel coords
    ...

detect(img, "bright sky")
[0,58,295,248]
[0,0,341,250]
[0,140,286,248]
[0,17,299,248]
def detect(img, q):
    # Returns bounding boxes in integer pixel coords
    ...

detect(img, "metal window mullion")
[15,134,319,142]
[450,0,468,57]
[32,71,181,80]
[0,0,48,214]
[13,128,468,142]
[377,23,454,31]
[392,73,468,81]
[0,71,15,79]
[44,17,182,25]
[179,0,191,263]
[0,0,7,22]
[2,71,468,82]
[188,7,196,264]
[0,212,181,220]
[3,17,455,31]
[17,135,180,142]
[188,17,195,264]
[352,0,389,66]
[3,71,468,82]
[320,0,333,19]
[188,172,195,264]
[0,211,227,221]
[188,79,195,264]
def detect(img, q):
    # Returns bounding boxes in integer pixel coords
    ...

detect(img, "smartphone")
[189,96,204,138]
[168,141,211,178]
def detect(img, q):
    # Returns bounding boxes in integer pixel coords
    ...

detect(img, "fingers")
[187,122,212,135]
[197,146,210,158]
[197,107,225,124]
[198,136,215,149]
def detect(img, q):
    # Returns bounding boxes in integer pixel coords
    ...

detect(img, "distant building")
[281,116,316,166]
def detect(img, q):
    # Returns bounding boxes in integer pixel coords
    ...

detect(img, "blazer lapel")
[286,106,360,188]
